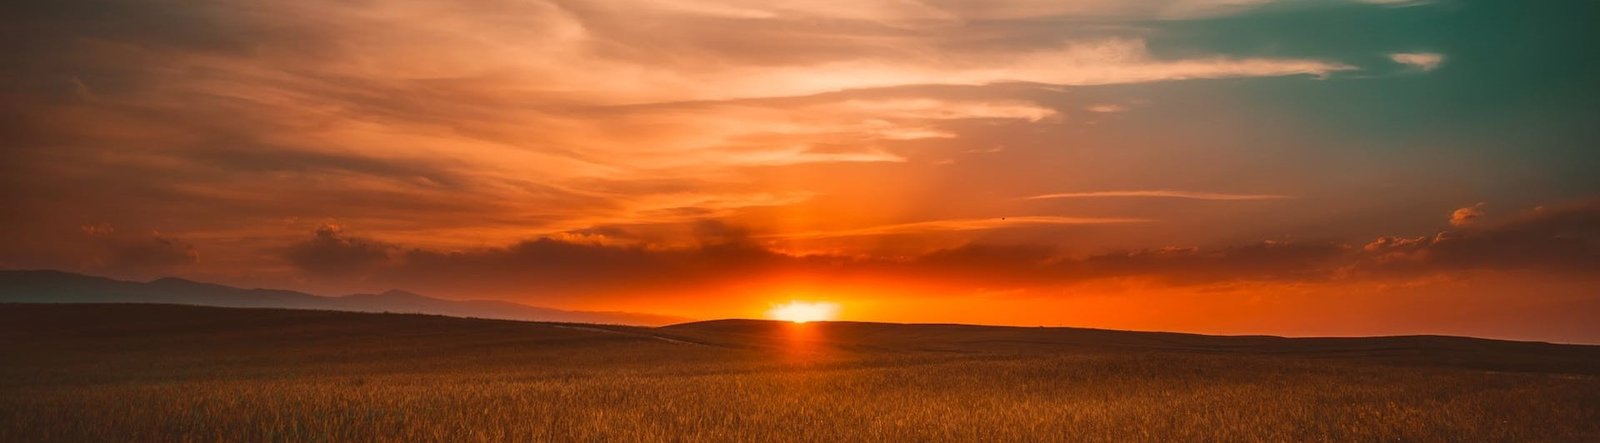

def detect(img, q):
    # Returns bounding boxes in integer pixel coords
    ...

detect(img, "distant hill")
[0,270,687,325]
[659,319,1600,373]
[3,303,1597,374]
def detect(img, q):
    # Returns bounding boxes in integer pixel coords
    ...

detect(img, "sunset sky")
[2,0,1597,341]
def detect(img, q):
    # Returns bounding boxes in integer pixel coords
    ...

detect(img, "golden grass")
[2,304,1597,442]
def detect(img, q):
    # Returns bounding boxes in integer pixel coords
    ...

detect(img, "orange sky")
[2,0,1598,342]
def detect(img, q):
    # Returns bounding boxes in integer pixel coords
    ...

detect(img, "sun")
[766,301,840,323]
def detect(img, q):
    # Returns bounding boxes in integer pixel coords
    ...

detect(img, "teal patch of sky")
[1131,0,1600,196]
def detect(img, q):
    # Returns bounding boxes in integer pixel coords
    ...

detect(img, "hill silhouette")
[0,270,686,325]
[660,319,1600,373]
[5,303,1596,373]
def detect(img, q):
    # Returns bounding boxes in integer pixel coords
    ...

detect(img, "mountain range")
[0,270,688,325]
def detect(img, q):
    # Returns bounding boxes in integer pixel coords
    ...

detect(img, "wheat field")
[2,304,1598,442]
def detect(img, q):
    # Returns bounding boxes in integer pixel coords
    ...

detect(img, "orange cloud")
[1389,52,1446,72]
[772,216,1149,240]
[1025,190,1293,201]
[1450,202,1486,227]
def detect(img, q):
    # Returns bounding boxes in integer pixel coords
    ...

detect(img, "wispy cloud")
[663,39,1353,102]
[0,0,1406,287]
[1024,190,1294,201]
[1085,104,1129,113]
[1388,52,1445,72]
[773,216,1150,240]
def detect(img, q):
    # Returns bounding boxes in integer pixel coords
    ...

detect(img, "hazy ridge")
[0,270,687,326]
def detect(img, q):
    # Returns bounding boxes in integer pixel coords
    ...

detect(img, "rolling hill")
[2,303,1598,442]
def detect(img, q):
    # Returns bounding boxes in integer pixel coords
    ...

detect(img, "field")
[3,304,1599,442]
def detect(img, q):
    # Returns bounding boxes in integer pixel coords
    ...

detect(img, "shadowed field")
[2,304,1598,442]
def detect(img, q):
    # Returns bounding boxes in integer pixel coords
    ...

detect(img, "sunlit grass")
[2,304,1597,442]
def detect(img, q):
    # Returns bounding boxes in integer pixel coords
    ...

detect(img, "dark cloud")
[894,243,1060,285]
[284,225,395,278]
[1361,200,1600,274]
[1073,240,1350,284]
[284,230,1350,299]
[280,222,790,296]
[282,200,1600,300]
[691,220,754,246]
[566,225,635,238]
[77,224,199,275]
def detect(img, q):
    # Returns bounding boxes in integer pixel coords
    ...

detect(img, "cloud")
[1449,202,1486,227]
[278,224,1335,299]
[772,216,1150,240]
[718,147,907,166]
[541,95,1064,175]
[1074,240,1350,284]
[0,0,1504,297]
[278,199,1600,301]
[1360,200,1600,274]
[1024,190,1293,200]
[282,222,794,298]
[674,39,1351,102]
[284,225,395,278]
[831,98,1058,122]
[0,0,1351,238]
[1389,52,1445,72]
[622,0,1385,23]
[78,224,199,274]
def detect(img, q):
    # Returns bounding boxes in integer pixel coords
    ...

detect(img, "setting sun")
[766,301,840,323]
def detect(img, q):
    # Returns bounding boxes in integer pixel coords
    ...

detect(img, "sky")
[2,0,1598,342]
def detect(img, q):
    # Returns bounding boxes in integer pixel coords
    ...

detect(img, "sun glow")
[766,301,840,323]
